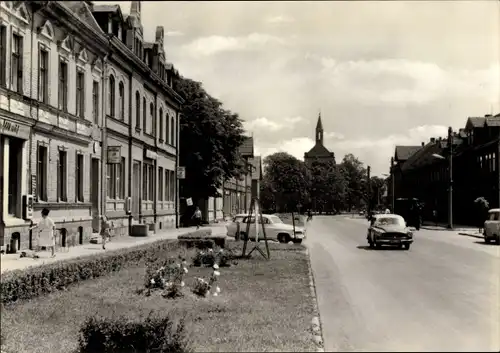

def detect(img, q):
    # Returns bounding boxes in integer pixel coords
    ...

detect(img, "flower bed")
[0,229,211,304]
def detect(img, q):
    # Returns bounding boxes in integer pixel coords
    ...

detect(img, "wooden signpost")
[241,197,270,260]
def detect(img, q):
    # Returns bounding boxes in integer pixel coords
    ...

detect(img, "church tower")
[304,112,336,167]
[315,113,324,145]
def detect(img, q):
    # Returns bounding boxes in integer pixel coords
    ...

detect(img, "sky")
[104,1,499,176]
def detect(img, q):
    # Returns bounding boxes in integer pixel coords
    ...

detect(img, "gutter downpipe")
[175,110,180,228]
[127,69,133,236]
[101,36,112,223]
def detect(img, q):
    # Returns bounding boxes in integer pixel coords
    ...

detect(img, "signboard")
[186,198,193,206]
[177,166,186,179]
[31,175,37,200]
[0,118,30,139]
[107,146,121,164]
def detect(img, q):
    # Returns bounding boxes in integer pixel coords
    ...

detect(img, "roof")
[465,117,486,130]
[239,136,254,157]
[92,4,119,13]
[486,117,500,127]
[394,145,421,162]
[401,142,443,172]
[305,143,333,157]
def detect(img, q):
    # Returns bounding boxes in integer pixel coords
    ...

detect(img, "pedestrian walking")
[307,209,313,222]
[192,206,202,229]
[433,209,438,227]
[32,208,56,258]
[100,215,113,250]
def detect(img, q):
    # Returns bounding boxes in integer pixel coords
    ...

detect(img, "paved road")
[307,216,500,352]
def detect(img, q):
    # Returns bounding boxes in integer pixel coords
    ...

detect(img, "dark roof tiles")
[394,146,421,162]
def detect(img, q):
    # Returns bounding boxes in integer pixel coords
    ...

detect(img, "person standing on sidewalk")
[100,215,113,250]
[192,206,202,229]
[34,208,56,258]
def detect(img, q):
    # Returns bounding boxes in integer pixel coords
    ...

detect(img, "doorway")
[132,161,141,221]
[78,226,83,244]
[90,158,99,232]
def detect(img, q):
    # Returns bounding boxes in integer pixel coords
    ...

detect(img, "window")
[92,81,99,123]
[76,71,85,117]
[165,113,170,144]
[107,158,125,199]
[118,81,124,120]
[76,153,84,202]
[171,116,175,146]
[57,150,67,201]
[58,59,68,111]
[0,26,6,86]
[11,34,23,94]
[39,49,48,103]
[166,171,170,201]
[493,153,497,172]
[135,91,140,129]
[142,97,146,131]
[150,103,154,136]
[169,170,175,201]
[109,75,115,117]
[158,167,163,201]
[142,163,154,201]
[36,145,48,201]
[159,108,163,141]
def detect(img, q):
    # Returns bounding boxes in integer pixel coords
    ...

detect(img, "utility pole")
[367,166,371,215]
[447,126,454,229]
[390,157,395,213]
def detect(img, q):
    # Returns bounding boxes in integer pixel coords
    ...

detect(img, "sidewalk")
[0,225,227,274]
[420,222,479,232]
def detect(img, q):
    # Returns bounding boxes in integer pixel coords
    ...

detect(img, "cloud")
[265,15,295,24]
[256,137,315,163]
[243,116,304,133]
[165,30,184,37]
[180,33,287,56]
[324,131,345,140]
[315,57,500,105]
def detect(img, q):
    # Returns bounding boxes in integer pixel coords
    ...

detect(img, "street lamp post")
[367,166,371,215]
[431,126,453,229]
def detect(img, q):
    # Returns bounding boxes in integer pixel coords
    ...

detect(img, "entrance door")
[90,158,100,232]
[132,161,140,220]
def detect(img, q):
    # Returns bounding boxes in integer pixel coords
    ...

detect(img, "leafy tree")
[174,77,246,204]
[339,154,367,211]
[309,160,347,214]
[368,176,386,209]
[263,152,310,212]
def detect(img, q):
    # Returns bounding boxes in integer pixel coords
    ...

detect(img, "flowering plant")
[192,264,222,297]
[143,257,189,298]
[192,247,233,268]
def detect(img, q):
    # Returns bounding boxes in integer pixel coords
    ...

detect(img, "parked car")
[225,214,249,239]
[484,208,500,244]
[226,214,306,243]
[367,214,413,250]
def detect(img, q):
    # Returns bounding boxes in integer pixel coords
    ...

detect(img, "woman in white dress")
[36,208,56,257]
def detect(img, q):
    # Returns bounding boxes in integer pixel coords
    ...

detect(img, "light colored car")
[225,214,249,239]
[367,214,413,250]
[227,214,306,244]
[484,208,500,244]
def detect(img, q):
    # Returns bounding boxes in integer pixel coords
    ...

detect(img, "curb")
[458,232,484,239]
[304,248,325,352]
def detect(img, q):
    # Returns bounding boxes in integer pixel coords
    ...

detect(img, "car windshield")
[489,212,500,221]
[375,217,405,227]
[268,216,283,224]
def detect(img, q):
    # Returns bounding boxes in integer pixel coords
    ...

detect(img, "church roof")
[305,143,333,157]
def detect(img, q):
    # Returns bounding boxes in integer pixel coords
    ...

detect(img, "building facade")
[0,1,182,252]
[304,113,336,167]
[392,114,500,225]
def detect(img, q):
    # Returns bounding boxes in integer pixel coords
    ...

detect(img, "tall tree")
[309,160,347,213]
[174,77,246,204]
[263,152,310,212]
[368,176,386,209]
[339,154,367,211]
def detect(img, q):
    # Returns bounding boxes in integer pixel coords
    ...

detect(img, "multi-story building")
[391,113,500,225]
[222,136,254,217]
[0,1,182,252]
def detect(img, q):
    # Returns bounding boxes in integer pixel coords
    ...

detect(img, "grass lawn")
[1,241,315,353]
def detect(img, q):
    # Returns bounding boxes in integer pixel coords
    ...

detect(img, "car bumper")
[375,238,413,245]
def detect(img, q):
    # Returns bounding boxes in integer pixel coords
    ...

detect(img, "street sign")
[107,146,121,164]
[177,166,186,179]
[186,197,193,206]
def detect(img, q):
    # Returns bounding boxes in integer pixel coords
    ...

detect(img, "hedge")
[177,229,226,248]
[0,229,210,304]
[77,312,191,353]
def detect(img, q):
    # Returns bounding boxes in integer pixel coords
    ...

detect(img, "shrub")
[192,265,221,298]
[191,247,234,267]
[177,238,215,250]
[142,257,189,299]
[0,230,210,304]
[77,312,191,353]
[177,229,226,248]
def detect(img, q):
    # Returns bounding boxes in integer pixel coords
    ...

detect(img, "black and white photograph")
[0,0,499,352]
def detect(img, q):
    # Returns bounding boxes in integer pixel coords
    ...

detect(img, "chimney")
[430,137,436,143]
[421,142,424,147]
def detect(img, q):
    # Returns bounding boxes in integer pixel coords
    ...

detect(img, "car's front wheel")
[278,233,291,243]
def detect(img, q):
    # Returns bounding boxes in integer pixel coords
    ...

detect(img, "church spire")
[315,112,323,145]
